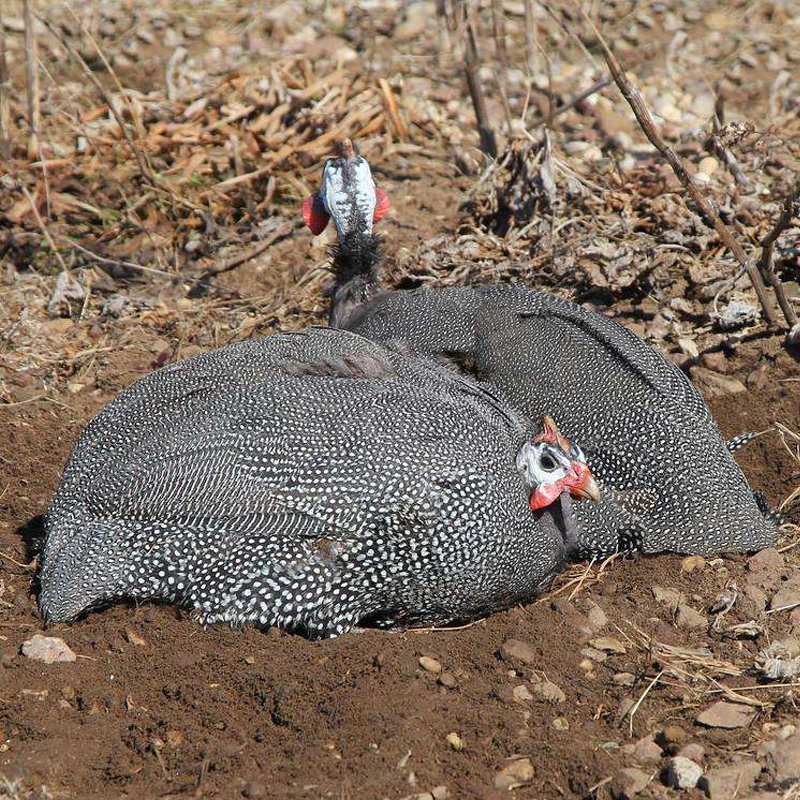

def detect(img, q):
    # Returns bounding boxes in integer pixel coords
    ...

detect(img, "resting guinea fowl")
[39,327,599,638]
[302,141,777,557]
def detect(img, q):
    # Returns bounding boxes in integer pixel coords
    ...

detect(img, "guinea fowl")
[39,328,599,638]
[302,143,777,558]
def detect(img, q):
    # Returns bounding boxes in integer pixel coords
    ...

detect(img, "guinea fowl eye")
[540,454,557,472]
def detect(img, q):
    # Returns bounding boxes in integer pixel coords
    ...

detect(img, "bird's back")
[41,328,566,636]
[345,284,777,556]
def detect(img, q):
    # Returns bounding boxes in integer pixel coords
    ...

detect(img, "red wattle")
[302,193,330,235]
[373,187,391,222]
[529,482,562,511]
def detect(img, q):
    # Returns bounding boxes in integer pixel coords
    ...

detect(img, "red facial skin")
[302,187,391,234]
[528,461,595,512]
[527,416,599,511]
[374,187,391,221]
[302,193,330,235]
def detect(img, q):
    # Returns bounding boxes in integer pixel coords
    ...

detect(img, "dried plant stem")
[529,76,610,130]
[23,0,40,159]
[490,0,507,71]
[582,13,780,329]
[523,0,537,75]
[759,183,800,328]
[39,16,157,187]
[20,183,69,274]
[435,0,452,69]
[63,2,146,140]
[0,0,10,157]
[464,19,497,158]
[628,670,663,736]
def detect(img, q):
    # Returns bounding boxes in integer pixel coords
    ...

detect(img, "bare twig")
[19,183,69,274]
[759,183,800,329]
[199,222,296,279]
[63,3,147,141]
[464,18,497,158]
[628,670,663,736]
[582,13,780,329]
[523,0,537,76]
[710,93,749,188]
[490,0,507,71]
[529,76,611,130]
[39,15,157,187]
[23,0,40,160]
[0,0,10,157]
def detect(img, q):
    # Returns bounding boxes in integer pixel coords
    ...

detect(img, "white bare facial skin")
[319,156,377,240]
[516,440,573,491]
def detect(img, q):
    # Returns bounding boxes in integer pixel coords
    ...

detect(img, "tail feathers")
[753,490,784,528]
[726,431,761,453]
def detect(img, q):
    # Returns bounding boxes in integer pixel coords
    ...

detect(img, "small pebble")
[419,656,442,674]
[437,672,457,689]
[586,601,608,631]
[445,732,465,751]
[499,638,537,665]
[589,636,626,654]
[633,734,663,764]
[494,758,534,790]
[696,701,756,729]
[512,685,534,702]
[21,635,76,664]
[534,680,565,704]
[662,756,703,789]
[698,760,761,800]
[698,156,719,176]
[681,556,706,573]
[242,780,266,798]
[125,631,147,646]
[678,743,705,762]
[613,672,636,687]
[610,767,649,800]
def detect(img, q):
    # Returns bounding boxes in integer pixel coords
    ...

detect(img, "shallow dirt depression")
[2,374,800,799]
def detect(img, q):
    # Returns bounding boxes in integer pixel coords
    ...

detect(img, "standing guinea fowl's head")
[517,416,601,556]
[302,140,391,327]
[302,139,390,246]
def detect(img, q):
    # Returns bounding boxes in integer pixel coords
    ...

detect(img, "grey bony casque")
[39,327,598,638]
[303,143,777,558]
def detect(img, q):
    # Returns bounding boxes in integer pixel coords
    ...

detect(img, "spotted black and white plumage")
[341,285,777,557]
[307,148,776,558]
[40,328,582,637]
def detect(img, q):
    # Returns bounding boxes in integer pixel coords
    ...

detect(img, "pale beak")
[566,464,602,503]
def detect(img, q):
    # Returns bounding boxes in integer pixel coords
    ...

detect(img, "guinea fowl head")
[302,141,391,326]
[517,416,601,556]
[302,139,390,245]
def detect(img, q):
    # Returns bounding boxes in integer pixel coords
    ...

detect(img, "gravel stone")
[696,702,756,729]
[499,638,537,665]
[610,768,649,799]
[698,760,761,800]
[494,758,535,790]
[21,635,76,664]
[663,756,703,789]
